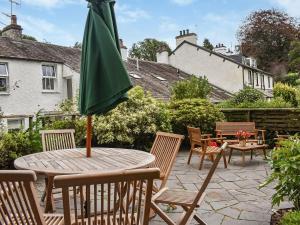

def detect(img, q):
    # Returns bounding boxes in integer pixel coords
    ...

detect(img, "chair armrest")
[201,134,212,137]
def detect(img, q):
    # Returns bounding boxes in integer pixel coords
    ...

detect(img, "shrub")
[93,86,171,150]
[169,98,225,135]
[274,83,298,107]
[219,97,292,108]
[171,75,212,100]
[280,211,300,225]
[44,118,86,147]
[280,73,300,87]
[0,130,42,169]
[232,87,264,104]
[261,136,300,210]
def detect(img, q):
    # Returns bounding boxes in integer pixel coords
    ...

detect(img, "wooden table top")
[14,148,155,175]
[228,143,268,150]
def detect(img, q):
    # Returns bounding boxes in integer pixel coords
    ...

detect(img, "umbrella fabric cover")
[79,0,132,115]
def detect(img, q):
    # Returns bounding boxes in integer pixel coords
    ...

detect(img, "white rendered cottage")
[157,30,274,96]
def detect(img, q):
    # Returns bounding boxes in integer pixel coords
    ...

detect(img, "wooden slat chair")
[54,168,160,225]
[187,127,227,170]
[151,143,228,225]
[149,132,184,192]
[40,129,76,152]
[0,170,63,225]
[40,129,76,203]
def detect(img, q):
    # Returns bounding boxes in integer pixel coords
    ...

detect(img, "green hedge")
[280,211,300,225]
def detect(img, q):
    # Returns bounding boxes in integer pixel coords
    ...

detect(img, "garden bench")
[216,122,266,144]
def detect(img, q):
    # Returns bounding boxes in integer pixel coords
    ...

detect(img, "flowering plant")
[236,130,251,141]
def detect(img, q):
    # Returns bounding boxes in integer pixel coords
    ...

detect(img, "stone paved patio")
[36,149,277,225]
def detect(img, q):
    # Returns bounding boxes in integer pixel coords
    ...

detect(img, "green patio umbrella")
[79,0,133,157]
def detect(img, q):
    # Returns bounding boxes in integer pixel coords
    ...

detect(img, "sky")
[0,0,299,50]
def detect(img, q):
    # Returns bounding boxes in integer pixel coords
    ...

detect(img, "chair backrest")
[54,168,160,225]
[216,122,256,136]
[187,126,202,145]
[40,129,76,151]
[0,170,46,225]
[150,132,184,180]
[193,142,228,206]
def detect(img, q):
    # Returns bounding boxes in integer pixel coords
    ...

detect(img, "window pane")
[50,79,54,90]
[0,64,7,76]
[0,77,8,92]
[42,66,47,77]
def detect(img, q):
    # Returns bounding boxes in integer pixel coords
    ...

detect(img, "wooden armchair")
[150,132,184,192]
[0,170,63,225]
[39,129,76,208]
[151,143,228,225]
[187,126,227,170]
[54,168,160,225]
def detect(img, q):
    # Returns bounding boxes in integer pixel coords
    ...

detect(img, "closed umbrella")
[79,0,133,157]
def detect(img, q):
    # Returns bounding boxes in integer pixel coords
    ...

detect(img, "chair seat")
[44,214,64,225]
[194,146,222,154]
[154,189,203,207]
[72,213,137,225]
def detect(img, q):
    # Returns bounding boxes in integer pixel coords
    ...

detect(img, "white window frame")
[42,64,57,91]
[0,63,9,93]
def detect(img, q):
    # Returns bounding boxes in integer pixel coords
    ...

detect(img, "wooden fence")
[221,108,300,132]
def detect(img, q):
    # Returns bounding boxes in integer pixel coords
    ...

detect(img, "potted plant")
[236,130,251,147]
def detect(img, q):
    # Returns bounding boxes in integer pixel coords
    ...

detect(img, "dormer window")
[42,65,57,91]
[0,63,9,92]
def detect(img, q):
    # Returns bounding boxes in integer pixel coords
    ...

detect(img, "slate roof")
[0,37,233,102]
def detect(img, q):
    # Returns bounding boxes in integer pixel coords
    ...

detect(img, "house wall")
[169,42,273,93]
[169,43,244,93]
[0,58,80,128]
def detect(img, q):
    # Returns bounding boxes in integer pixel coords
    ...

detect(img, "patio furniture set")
[1,122,271,225]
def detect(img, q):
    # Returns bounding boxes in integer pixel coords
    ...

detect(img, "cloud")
[159,17,180,32]
[19,15,78,46]
[22,0,85,9]
[170,0,196,6]
[271,0,300,17]
[115,3,150,23]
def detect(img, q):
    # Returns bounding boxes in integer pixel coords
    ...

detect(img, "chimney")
[1,15,23,40]
[119,39,128,61]
[213,43,228,55]
[175,29,197,47]
[156,46,169,64]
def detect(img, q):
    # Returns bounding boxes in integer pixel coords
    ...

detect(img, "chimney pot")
[180,30,182,36]
[183,30,186,35]
[186,29,189,34]
[11,15,17,25]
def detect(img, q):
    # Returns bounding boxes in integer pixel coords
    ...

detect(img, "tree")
[238,9,300,75]
[129,38,171,61]
[203,38,214,50]
[73,42,82,49]
[289,41,300,73]
[22,34,37,41]
[171,75,212,100]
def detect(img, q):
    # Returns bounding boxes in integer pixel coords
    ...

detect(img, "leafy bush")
[171,75,212,100]
[232,87,264,104]
[93,86,171,150]
[280,73,300,87]
[0,107,4,135]
[274,83,298,107]
[280,211,300,225]
[261,136,300,210]
[219,97,292,108]
[44,118,86,147]
[0,130,42,169]
[169,98,224,135]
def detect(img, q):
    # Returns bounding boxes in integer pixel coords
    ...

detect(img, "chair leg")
[222,152,227,168]
[41,176,48,202]
[228,148,233,163]
[199,153,206,170]
[187,149,193,164]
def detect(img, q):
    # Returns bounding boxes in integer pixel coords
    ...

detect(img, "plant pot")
[239,140,247,147]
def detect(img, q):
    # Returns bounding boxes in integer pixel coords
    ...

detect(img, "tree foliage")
[22,34,37,41]
[129,38,171,61]
[73,42,82,49]
[274,83,298,107]
[203,38,214,51]
[289,41,300,73]
[232,87,264,104]
[238,9,300,74]
[171,75,212,100]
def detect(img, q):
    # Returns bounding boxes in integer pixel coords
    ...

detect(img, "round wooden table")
[14,148,155,213]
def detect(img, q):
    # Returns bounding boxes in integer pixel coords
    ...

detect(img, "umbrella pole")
[86,115,92,157]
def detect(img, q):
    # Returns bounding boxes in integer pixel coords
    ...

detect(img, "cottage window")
[0,63,9,92]
[42,65,56,91]
[248,71,253,85]
[268,76,271,88]
[256,73,259,86]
